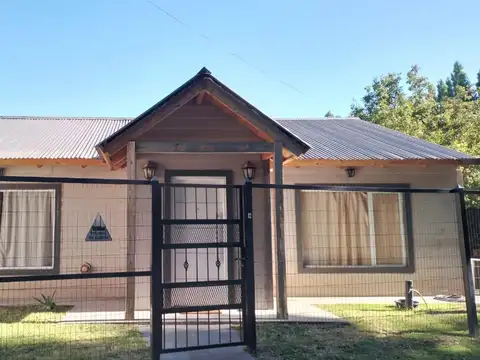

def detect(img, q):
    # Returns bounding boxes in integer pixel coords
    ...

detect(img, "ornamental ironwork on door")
[150,180,256,358]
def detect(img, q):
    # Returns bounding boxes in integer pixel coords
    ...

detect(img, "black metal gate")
[150,181,256,358]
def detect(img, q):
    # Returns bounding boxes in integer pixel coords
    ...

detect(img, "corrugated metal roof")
[0,116,473,161]
[0,116,131,159]
[276,117,473,161]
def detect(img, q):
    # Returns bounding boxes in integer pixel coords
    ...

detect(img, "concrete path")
[60,297,343,323]
[139,324,255,360]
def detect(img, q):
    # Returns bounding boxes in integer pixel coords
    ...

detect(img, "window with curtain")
[298,190,410,269]
[0,188,57,272]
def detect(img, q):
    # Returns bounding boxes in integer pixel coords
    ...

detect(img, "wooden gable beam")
[101,81,207,157]
[136,141,274,154]
[203,79,307,156]
[206,95,273,143]
[195,91,206,105]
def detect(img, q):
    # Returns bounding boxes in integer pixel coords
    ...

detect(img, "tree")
[324,111,335,117]
[436,79,448,102]
[450,61,470,91]
[351,63,480,189]
[351,72,410,131]
[476,69,480,89]
[446,78,455,97]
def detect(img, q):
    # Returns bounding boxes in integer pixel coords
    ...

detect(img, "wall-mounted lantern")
[143,161,158,180]
[242,161,256,182]
[345,167,356,178]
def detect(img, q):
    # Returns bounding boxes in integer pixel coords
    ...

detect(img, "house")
[0,67,477,315]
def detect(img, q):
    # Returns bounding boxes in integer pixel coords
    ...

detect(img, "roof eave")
[284,158,477,167]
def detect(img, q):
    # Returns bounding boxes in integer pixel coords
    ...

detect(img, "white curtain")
[301,191,371,266]
[0,191,54,268]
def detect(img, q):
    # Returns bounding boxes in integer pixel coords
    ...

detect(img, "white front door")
[169,176,229,307]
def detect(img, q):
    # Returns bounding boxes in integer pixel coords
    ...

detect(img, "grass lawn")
[256,303,480,360]
[0,305,149,360]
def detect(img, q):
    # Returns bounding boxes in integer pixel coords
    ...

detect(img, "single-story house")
[0,67,477,314]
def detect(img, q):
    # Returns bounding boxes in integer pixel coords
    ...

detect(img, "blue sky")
[0,0,479,118]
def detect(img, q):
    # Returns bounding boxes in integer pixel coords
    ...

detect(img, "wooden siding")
[138,99,265,143]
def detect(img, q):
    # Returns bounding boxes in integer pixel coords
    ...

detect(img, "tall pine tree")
[446,78,455,97]
[449,61,470,96]
[436,79,448,102]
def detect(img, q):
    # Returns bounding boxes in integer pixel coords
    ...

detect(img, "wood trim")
[207,95,273,143]
[136,141,274,154]
[125,141,136,320]
[0,158,106,167]
[261,159,274,308]
[204,80,307,155]
[111,151,127,170]
[101,81,206,156]
[273,141,287,319]
[195,91,205,105]
[95,145,113,169]
[285,158,463,167]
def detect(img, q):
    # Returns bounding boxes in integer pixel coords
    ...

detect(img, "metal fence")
[0,177,479,360]
[250,184,478,340]
[0,176,256,360]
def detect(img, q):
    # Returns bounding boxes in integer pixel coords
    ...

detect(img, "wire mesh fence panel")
[0,276,151,359]
[2,177,479,358]
[0,180,152,360]
[252,185,473,338]
[466,192,480,297]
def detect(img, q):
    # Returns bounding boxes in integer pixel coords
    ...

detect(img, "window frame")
[0,183,61,275]
[295,183,415,274]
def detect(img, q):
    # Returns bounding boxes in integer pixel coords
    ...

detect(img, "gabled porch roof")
[96,67,310,169]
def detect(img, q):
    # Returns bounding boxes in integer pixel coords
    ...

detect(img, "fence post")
[455,185,478,337]
[273,141,288,319]
[405,280,413,309]
[151,178,163,359]
[243,180,257,354]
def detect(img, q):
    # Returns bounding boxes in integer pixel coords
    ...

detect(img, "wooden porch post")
[125,141,136,320]
[274,141,288,319]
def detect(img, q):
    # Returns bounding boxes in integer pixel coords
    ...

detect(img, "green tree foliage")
[445,78,455,98]
[450,61,470,91]
[436,79,448,103]
[351,62,480,188]
[476,69,480,89]
[324,111,335,117]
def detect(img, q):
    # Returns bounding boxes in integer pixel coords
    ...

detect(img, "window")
[0,185,60,274]
[297,188,413,273]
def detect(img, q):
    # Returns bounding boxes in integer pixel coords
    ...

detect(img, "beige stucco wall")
[133,154,273,310]
[0,166,128,304]
[276,164,465,298]
[0,161,466,308]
